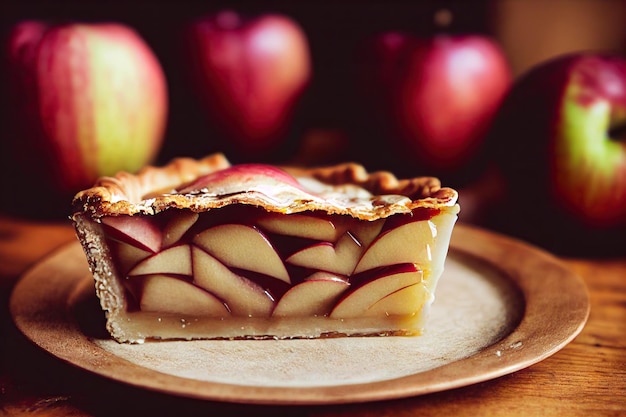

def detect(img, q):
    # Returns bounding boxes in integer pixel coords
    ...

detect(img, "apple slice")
[229,268,291,302]
[285,231,363,275]
[162,211,199,247]
[139,274,230,317]
[127,244,192,277]
[353,219,435,274]
[367,283,429,316]
[257,212,353,242]
[427,212,458,278]
[107,238,152,276]
[330,268,423,318]
[192,246,275,317]
[350,218,386,248]
[193,224,290,283]
[272,272,349,317]
[101,215,162,253]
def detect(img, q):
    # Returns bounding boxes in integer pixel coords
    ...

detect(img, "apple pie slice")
[72,153,459,343]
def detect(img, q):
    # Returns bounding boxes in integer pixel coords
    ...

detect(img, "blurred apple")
[3,21,167,217]
[487,53,626,255]
[357,32,511,180]
[186,10,311,161]
[491,54,626,226]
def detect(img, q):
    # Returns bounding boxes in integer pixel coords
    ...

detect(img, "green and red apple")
[3,21,167,216]
[185,11,311,160]
[487,53,626,255]
[357,32,511,180]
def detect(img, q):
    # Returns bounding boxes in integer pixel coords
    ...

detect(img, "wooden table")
[1,214,624,416]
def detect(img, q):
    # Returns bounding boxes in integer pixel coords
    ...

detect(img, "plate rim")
[9,223,590,405]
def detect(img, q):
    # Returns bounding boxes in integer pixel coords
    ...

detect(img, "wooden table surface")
[0,213,624,417]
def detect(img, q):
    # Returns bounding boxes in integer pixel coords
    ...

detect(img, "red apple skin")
[357,33,511,178]
[177,164,301,194]
[486,53,626,255]
[186,11,311,160]
[3,21,167,216]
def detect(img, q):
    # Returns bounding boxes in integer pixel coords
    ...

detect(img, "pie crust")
[72,153,460,343]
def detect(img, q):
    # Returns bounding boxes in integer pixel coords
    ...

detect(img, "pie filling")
[71,155,459,343]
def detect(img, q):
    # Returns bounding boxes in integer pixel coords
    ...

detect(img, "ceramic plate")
[10,224,589,405]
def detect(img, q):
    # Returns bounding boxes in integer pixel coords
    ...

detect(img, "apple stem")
[609,123,626,141]
[434,9,453,29]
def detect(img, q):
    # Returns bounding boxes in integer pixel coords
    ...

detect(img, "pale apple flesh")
[127,244,192,277]
[284,232,363,276]
[162,211,199,248]
[272,272,349,317]
[138,274,230,317]
[95,202,456,339]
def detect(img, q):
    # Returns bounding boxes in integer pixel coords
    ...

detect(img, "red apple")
[3,21,167,216]
[490,53,626,227]
[358,33,511,177]
[185,10,311,159]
